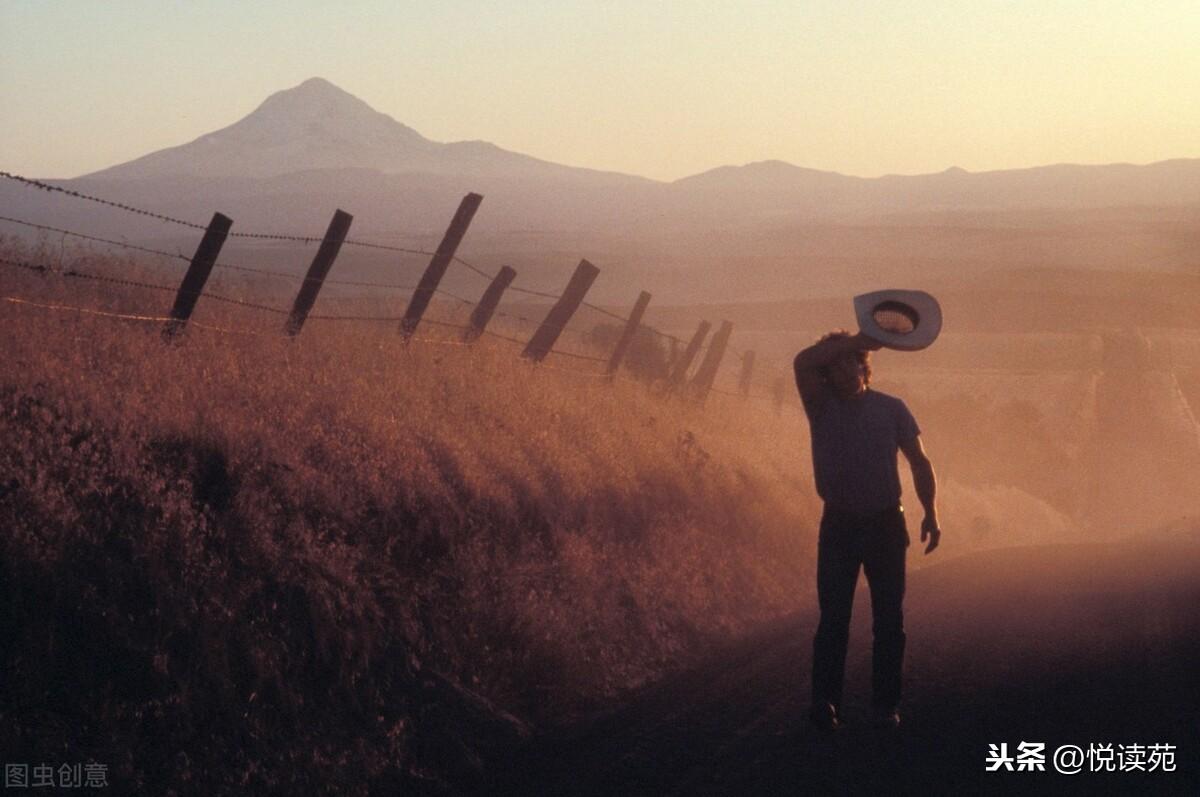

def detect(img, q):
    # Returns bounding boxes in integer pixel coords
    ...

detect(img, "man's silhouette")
[793,331,941,731]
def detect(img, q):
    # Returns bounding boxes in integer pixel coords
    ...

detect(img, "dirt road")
[496,536,1200,795]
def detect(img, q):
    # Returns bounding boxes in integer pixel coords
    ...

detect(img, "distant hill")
[3,77,1198,303]
[86,77,651,186]
[665,157,1200,218]
[69,76,1200,220]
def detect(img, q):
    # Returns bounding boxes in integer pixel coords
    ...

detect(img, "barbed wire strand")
[0,213,439,292]
[0,214,195,263]
[0,214,319,290]
[580,300,629,324]
[432,286,477,307]
[642,324,685,345]
[447,256,578,314]
[401,335,475,348]
[447,255,559,298]
[0,294,270,337]
[546,348,608,364]
[2,254,178,293]
[413,318,474,333]
[445,257,679,344]
[492,309,541,328]
[449,254,497,282]
[506,284,563,301]
[341,238,435,257]
[448,256,619,315]
[227,231,321,244]
[485,307,603,341]
[229,230,439,258]
[308,313,402,323]
[0,171,445,255]
[0,255,292,315]
[480,328,527,346]
[0,171,208,230]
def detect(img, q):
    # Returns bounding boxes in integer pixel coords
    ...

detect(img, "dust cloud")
[661,268,1200,559]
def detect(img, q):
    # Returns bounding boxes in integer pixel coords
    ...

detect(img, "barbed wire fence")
[0,170,797,409]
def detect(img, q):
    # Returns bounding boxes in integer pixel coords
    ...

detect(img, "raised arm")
[793,332,881,417]
[899,435,940,554]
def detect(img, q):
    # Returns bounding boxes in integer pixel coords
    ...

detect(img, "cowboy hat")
[853,289,943,351]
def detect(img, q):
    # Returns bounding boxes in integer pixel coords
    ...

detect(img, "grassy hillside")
[0,239,819,794]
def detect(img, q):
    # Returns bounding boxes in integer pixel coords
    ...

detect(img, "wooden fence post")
[161,212,233,340]
[400,192,484,339]
[462,265,516,342]
[739,350,756,397]
[522,259,600,362]
[668,321,711,386]
[690,320,733,400]
[606,291,652,378]
[284,209,353,337]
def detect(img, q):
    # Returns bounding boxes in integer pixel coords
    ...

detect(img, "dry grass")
[0,236,818,793]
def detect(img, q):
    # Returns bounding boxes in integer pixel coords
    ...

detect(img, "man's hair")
[817,330,872,386]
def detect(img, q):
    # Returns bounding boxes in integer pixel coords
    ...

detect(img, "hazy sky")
[2,1,1198,181]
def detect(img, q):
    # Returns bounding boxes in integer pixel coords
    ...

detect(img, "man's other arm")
[899,435,941,554]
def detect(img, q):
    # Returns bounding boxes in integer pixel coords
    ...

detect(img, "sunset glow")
[3,1,1198,180]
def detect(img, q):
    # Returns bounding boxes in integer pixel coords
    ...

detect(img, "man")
[793,330,940,731]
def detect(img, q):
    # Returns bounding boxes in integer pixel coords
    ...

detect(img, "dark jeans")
[811,505,909,712]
